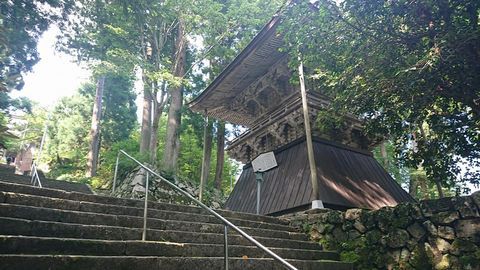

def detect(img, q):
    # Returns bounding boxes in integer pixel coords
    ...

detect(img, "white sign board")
[252,151,277,173]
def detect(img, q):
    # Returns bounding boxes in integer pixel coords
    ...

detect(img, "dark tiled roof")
[225,137,414,215]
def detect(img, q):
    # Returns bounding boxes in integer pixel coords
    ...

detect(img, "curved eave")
[188,14,285,124]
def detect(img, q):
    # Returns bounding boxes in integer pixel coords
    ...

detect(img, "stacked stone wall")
[286,192,480,270]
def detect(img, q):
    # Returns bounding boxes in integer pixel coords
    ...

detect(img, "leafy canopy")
[281,0,480,191]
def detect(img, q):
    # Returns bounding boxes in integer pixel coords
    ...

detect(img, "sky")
[10,26,91,108]
[11,26,146,121]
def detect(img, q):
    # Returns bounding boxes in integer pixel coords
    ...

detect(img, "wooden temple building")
[190,11,413,215]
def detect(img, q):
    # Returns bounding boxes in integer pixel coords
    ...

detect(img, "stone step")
[0,181,288,226]
[0,217,321,250]
[0,255,354,270]
[0,235,338,261]
[0,164,15,174]
[0,191,295,232]
[0,174,93,194]
[0,203,308,241]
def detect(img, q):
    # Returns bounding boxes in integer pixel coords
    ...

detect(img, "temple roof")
[225,137,414,214]
[189,14,286,126]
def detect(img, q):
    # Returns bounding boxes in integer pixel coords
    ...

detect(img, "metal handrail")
[112,150,298,270]
[30,163,42,188]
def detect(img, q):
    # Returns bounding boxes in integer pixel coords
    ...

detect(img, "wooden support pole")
[298,58,320,202]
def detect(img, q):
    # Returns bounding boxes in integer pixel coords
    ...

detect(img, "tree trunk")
[409,175,417,197]
[419,177,429,200]
[199,117,213,201]
[86,75,105,177]
[162,20,187,174]
[214,121,225,190]
[140,76,152,154]
[435,179,445,198]
[380,141,388,168]
[149,84,168,163]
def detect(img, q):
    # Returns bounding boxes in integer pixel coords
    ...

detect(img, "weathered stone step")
[0,217,321,250]
[0,191,295,232]
[0,235,338,261]
[0,255,354,270]
[0,175,93,194]
[0,164,15,174]
[0,181,288,226]
[0,203,308,241]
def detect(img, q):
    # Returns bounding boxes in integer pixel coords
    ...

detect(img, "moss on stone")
[408,244,434,270]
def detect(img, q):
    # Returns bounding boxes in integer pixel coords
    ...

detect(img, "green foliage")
[43,92,92,178]
[79,75,137,146]
[281,0,480,194]
[94,135,143,189]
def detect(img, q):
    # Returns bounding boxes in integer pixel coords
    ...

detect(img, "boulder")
[387,229,410,249]
[431,211,460,225]
[345,208,363,221]
[437,226,455,240]
[407,222,426,240]
[455,219,480,242]
[453,197,480,218]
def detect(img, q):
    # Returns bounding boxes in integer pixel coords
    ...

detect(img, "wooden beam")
[298,59,319,201]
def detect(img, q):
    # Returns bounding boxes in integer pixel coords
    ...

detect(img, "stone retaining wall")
[285,192,480,270]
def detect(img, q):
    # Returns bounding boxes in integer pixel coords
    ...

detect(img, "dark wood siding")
[224,138,414,215]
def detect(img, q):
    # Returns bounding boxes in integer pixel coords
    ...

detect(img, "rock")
[211,201,221,209]
[421,198,454,216]
[423,220,438,236]
[393,203,419,227]
[390,250,401,261]
[387,229,410,249]
[434,254,451,270]
[453,197,480,218]
[132,185,146,193]
[454,219,480,242]
[360,211,377,230]
[310,228,321,241]
[437,226,455,240]
[471,191,480,209]
[113,165,226,208]
[366,229,382,245]
[407,222,426,240]
[431,211,460,224]
[450,239,478,256]
[326,210,344,224]
[406,239,419,251]
[348,229,361,240]
[436,238,451,253]
[345,208,363,220]
[376,207,395,232]
[400,248,410,260]
[332,227,347,242]
[353,220,367,233]
[342,220,354,231]
[313,223,328,234]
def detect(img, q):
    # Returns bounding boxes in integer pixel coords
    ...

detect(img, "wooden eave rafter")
[188,14,286,126]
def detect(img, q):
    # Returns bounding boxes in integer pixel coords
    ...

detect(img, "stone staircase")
[0,164,93,194]
[0,170,352,269]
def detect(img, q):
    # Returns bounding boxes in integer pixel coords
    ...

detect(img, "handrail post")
[224,225,229,270]
[142,171,149,241]
[112,153,120,193]
[36,169,42,188]
[30,165,35,185]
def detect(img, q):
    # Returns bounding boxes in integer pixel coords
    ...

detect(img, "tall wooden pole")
[298,58,319,202]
